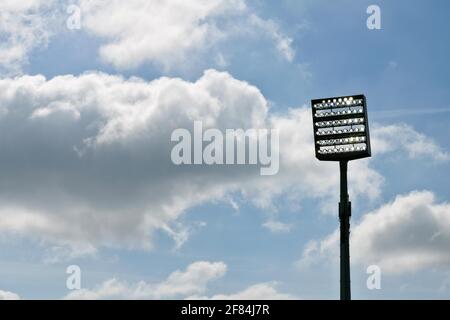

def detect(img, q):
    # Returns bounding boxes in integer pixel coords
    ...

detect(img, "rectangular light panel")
[311,94,371,161]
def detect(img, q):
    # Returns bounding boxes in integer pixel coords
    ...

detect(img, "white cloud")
[297,191,450,275]
[248,14,295,62]
[0,69,269,253]
[65,261,295,300]
[0,0,55,75]
[296,234,337,270]
[0,0,296,74]
[190,282,296,300]
[153,261,227,298]
[78,0,295,70]
[352,191,450,274]
[0,289,20,300]
[262,220,292,233]
[372,124,449,161]
[65,261,227,299]
[0,70,444,256]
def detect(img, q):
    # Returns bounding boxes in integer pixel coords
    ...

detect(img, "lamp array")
[318,144,367,154]
[313,97,363,109]
[316,127,365,136]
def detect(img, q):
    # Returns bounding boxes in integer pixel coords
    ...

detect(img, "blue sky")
[1,0,450,300]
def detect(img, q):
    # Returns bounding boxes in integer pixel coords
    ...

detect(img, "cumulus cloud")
[0,69,270,253]
[78,0,295,70]
[0,70,443,256]
[0,0,55,75]
[65,261,294,300]
[0,0,295,74]
[0,70,388,252]
[65,261,227,299]
[0,289,20,300]
[190,282,296,300]
[297,191,450,274]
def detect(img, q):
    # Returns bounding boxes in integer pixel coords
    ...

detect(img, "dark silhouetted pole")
[339,160,351,300]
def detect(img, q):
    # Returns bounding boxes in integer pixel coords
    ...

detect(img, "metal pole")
[339,160,351,300]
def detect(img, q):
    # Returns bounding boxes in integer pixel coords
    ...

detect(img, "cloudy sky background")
[0,0,450,299]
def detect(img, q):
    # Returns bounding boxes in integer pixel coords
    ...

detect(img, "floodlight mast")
[311,94,371,301]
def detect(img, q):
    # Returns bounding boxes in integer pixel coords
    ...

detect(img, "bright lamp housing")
[311,94,371,161]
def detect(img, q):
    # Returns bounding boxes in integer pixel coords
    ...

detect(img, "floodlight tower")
[311,94,371,300]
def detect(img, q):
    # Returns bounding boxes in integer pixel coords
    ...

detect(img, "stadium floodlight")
[310,94,372,301]
[312,95,371,161]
